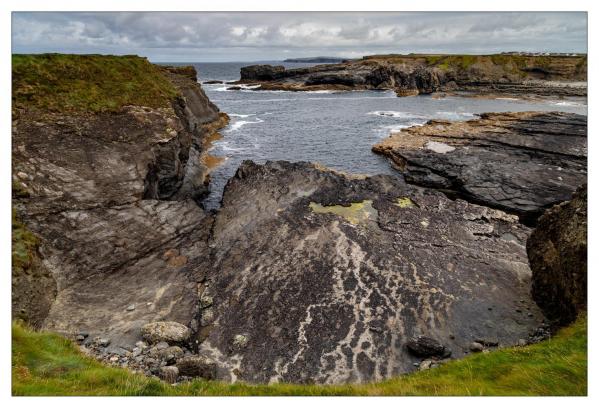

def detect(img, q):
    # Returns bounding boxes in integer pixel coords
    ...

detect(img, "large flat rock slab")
[373,111,587,224]
[196,161,544,384]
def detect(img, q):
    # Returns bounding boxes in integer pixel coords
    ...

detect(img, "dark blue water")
[165,62,588,209]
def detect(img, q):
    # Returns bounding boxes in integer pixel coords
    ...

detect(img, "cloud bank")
[12,12,587,61]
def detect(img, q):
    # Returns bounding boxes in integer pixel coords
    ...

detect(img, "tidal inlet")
[10,9,588,397]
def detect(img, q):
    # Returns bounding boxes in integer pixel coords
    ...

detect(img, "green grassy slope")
[12,316,587,396]
[12,54,178,113]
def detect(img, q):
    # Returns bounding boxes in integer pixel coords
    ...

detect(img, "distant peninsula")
[283,56,354,63]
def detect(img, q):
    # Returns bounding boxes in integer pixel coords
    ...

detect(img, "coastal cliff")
[11,54,587,387]
[236,54,587,97]
[12,55,227,342]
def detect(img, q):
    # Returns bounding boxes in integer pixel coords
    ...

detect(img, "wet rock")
[527,184,587,325]
[141,322,191,345]
[406,336,447,358]
[373,112,587,225]
[159,366,179,383]
[176,355,217,379]
[197,160,543,384]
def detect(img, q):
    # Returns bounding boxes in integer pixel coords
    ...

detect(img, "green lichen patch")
[309,200,378,225]
[395,197,416,208]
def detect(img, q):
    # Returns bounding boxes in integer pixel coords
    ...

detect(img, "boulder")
[159,366,179,383]
[405,336,447,358]
[527,184,587,325]
[373,111,587,225]
[176,355,217,379]
[141,322,191,345]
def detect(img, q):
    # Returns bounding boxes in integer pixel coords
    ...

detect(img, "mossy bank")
[12,316,587,396]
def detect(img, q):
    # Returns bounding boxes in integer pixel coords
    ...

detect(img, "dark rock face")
[406,336,449,358]
[240,64,286,81]
[373,112,587,225]
[196,161,543,384]
[235,55,586,97]
[527,184,587,325]
[12,67,223,347]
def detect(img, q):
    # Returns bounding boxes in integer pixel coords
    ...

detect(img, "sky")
[11,12,587,62]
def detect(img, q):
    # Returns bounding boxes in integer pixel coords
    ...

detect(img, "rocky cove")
[12,54,587,385]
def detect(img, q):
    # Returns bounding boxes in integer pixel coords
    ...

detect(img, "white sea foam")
[227,118,264,132]
[378,121,427,133]
[368,111,426,119]
[552,100,585,107]
[495,97,520,101]
[434,111,477,120]
[229,113,256,118]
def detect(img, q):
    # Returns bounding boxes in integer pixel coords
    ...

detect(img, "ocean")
[163,62,588,209]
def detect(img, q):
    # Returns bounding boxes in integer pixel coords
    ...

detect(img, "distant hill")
[283,56,354,63]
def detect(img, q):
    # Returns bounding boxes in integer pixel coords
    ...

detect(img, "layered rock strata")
[236,54,587,97]
[12,65,225,346]
[372,111,587,225]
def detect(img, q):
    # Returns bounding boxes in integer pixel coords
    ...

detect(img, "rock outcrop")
[527,184,587,325]
[195,161,543,384]
[12,58,225,347]
[237,54,587,97]
[373,111,587,225]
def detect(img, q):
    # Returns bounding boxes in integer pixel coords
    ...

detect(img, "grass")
[12,53,179,113]
[11,207,39,276]
[12,315,587,396]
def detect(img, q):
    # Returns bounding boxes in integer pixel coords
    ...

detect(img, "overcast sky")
[12,12,587,62]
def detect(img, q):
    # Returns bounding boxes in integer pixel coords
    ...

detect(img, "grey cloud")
[12,12,587,62]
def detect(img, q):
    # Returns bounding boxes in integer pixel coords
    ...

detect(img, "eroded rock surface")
[373,112,587,225]
[237,54,587,97]
[12,66,223,347]
[527,184,587,325]
[195,161,544,384]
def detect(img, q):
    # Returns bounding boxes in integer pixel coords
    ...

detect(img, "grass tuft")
[12,315,587,396]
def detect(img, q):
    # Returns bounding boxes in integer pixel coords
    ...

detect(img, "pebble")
[98,338,111,347]
[517,338,528,347]
[126,304,136,311]
[135,341,148,349]
[469,342,484,352]
[76,335,85,342]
